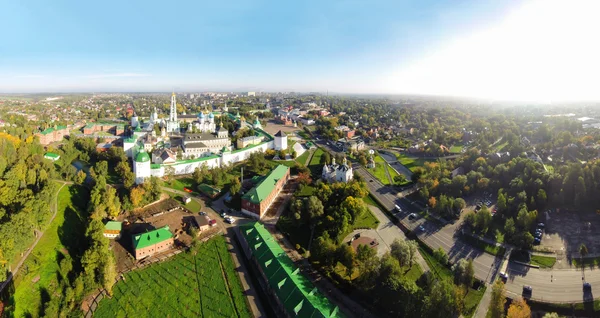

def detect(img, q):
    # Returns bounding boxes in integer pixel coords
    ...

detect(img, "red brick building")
[241,165,290,219]
[36,125,69,145]
[132,226,175,260]
[83,123,125,136]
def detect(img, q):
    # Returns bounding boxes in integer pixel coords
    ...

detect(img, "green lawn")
[493,141,508,152]
[296,130,310,139]
[297,185,316,197]
[418,245,453,282]
[95,236,251,318]
[404,263,424,282]
[530,254,556,268]
[464,285,487,318]
[362,194,387,212]
[461,234,505,256]
[164,177,197,193]
[571,255,600,268]
[308,148,325,178]
[450,144,464,153]
[295,149,311,166]
[367,162,390,185]
[9,185,89,318]
[397,154,435,172]
[185,199,202,213]
[352,208,380,230]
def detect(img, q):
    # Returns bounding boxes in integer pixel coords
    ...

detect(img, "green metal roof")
[40,125,67,135]
[242,165,289,204]
[104,221,122,231]
[44,152,60,159]
[135,150,150,163]
[124,137,136,143]
[239,222,341,318]
[132,226,173,250]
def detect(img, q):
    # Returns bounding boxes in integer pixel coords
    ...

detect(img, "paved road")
[0,181,68,294]
[354,167,501,284]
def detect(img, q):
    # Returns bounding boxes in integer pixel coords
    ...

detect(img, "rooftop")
[40,125,67,135]
[44,152,60,159]
[242,165,289,204]
[132,226,173,250]
[104,221,122,231]
[239,222,341,317]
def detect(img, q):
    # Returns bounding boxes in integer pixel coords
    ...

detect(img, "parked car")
[225,216,236,224]
[523,286,532,298]
[537,223,545,229]
[408,213,417,220]
[199,212,207,216]
[584,282,592,291]
[220,212,227,218]
[534,237,541,245]
[499,272,508,282]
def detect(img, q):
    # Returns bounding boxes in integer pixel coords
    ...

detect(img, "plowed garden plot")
[95,236,251,318]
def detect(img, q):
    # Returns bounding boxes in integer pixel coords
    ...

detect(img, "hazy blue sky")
[2,0,598,101]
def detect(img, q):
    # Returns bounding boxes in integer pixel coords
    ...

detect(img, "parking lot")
[538,209,600,266]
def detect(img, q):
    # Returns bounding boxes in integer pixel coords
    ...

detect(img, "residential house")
[132,226,175,260]
[103,221,122,239]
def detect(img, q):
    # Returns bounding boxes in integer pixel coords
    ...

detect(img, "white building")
[182,125,230,158]
[192,111,216,133]
[322,158,353,183]
[274,130,287,151]
[166,93,180,133]
[131,113,139,128]
[133,149,151,184]
[247,91,256,97]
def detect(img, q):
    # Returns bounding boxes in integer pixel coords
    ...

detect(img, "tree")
[297,172,312,186]
[390,239,418,267]
[507,298,530,318]
[433,247,448,265]
[130,186,145,207]
[305,196,325,226]
[95,160,108,179]
[291,150,297,159]
[542,313,559,318]
[504,218,516,238]
[164,166,175,185]
[426,279,459,318]
[230,176,241,195]
[75,170,87,185]
[497,192,508,214]
[336,244,355,278]
[453,259,474,287]
[359,155,367,166]
[320,152,331,165]
[105,186,121,218]
[428,196,437,208]
[489,280,506,318]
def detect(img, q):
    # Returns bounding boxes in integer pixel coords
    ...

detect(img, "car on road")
[225,216,235,224]
[499,272,508,282]
[395,205,402,212]
[183,187,193,193]
[522,286,532,298]
[584,282,592,291]
[220,212,228,218]
[199,212,207,216]
[418,225,425,231]
[354,233,361,240]
[408,213,417,220]
[370,179,374,182]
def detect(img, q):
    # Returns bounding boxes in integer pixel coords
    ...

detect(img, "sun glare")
[388,0,600,102]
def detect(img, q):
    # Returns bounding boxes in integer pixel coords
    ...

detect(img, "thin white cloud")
[15,75,45,78]
[83,73,152,79]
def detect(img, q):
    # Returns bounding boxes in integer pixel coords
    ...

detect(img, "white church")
[322,157,353,183]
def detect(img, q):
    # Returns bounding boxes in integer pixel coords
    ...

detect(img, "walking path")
[0,181,68,293]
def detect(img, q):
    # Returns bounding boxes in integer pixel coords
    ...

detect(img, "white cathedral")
[322,157,353,183]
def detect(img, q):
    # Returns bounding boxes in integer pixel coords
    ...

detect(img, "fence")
[83,230,222,317]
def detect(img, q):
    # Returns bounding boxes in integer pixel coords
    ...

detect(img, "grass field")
[352,207,380,230]
[571,255,600,268]
[10,185,89,318]
[530,254,556,268]
[165,177,197,193]
[461,234,506,256]
[450,144,464,153]
[397,154,435,172]
[418,246,453,282]
[95,236,251,318]
[295,149,311,166]
[493,141,508,152]
[185,199,202,213]
[297,185,316,197]
[464,285,486,318]
[362,194,387,212]
[308,148,325,178]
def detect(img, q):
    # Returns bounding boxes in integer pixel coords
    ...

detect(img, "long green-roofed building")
[238,222,343,318]
[241,165,290,219]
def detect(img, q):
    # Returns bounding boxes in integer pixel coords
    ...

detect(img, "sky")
[1,0,598,102]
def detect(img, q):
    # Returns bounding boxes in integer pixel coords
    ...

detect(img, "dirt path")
[0,181,68,293]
